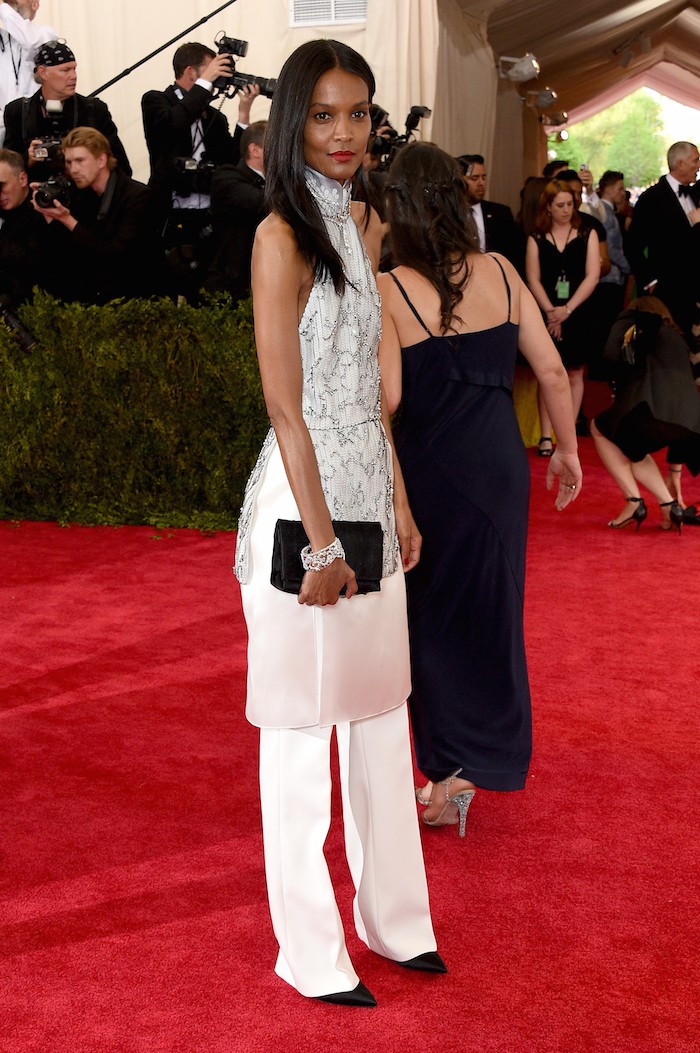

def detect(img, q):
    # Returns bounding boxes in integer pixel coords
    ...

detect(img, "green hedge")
[0,293,269,530]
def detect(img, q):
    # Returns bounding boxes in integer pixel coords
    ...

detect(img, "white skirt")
[241,442,411,729]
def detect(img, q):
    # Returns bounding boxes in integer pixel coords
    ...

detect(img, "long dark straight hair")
[264,39,375,294]
[385,142,478,334]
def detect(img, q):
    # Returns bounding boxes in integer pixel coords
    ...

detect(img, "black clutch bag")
[270,519,383,595]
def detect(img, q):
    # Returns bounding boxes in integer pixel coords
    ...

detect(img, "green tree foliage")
[548,88,665,188]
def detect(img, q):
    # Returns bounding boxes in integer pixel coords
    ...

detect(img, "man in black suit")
[32,126,161,304]
[627,140,700,339]
[0,146,47,306]
[456,153,524,273]
[204,120,266,302]
[4,39,131,180]
[141,41,258,297]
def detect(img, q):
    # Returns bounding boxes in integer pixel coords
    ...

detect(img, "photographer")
[0,1,58,145]
[141,41,259,298]
[0,146,46,307]
[4,39,131,182]
[32,127,162,304]
[204,119,266,302]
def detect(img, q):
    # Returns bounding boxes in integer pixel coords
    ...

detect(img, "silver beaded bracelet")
[300,536,345,572]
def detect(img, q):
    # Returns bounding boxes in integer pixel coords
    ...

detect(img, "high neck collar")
[305,166,352,221]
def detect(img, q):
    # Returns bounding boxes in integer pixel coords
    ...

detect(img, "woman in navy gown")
[378,144,582,835]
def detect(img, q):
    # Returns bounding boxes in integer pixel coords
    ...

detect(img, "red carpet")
[1,438,698,1053]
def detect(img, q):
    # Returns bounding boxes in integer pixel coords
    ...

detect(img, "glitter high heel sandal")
[421,768,475,838]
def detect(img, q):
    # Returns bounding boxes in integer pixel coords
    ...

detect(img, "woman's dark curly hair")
[264,39,375,295]
[385,142,479,334]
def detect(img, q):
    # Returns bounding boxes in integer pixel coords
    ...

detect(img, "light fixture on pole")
[497,53,540,82]
[540,111,569,128]
[525,87,558,109]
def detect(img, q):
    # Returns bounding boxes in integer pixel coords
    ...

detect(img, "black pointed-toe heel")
[607,496,647,532]
[398,951,447,974]
[316,981,377,1007]
[660,499,684,534]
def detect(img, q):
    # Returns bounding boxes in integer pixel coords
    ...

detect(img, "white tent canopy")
[16,1,700,205]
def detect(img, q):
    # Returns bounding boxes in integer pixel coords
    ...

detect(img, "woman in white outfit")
[234,39,443,1006]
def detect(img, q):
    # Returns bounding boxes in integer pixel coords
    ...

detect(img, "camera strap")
[21,97,31,144]
[173,86,206,161]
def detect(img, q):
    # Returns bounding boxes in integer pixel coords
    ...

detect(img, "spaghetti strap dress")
[391,257,532,790]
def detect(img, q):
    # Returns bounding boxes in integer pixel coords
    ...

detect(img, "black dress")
[594,308,700,474]
[533,227,594,369]
[391,259,531,791]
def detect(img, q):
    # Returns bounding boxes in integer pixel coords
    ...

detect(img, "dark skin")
[251,67,421,607]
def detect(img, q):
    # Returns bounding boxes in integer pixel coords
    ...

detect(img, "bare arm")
[251,217,357,604]
[379,387,421,571]
[525,235,555,314]
[515,279,583,508]
[376,272,403,412]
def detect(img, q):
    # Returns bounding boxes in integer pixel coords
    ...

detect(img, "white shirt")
[665,173,695,222]
[0,2,57,143]
[171,80,249,211]
[470,201,486,252]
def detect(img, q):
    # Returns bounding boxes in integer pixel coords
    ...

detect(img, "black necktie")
[678,184,692,197]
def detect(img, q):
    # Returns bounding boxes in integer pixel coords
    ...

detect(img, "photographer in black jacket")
[204,120,266,302]
[32,127,161,304]
[0,146,46,307]
[4,39,131,182]
[141,41,259,298]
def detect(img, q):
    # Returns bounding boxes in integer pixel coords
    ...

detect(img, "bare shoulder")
[255,213,301,259]
[253,212,308,284]
[350,199,380,229]
[481,251,525,292]
[376,268,396,305]
[481,251,521,282]
[352,201,383,272]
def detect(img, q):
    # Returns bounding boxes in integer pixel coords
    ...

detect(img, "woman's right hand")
[298,559,358,606]
[547,320,562,341]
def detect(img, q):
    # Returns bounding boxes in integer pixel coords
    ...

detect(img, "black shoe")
[537,436,554,457]
[398,951,447,974]
[608,496,647,532]
[316,981,377,1007]
[660,499,684,535]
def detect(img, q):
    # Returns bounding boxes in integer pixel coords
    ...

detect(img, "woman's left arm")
[548,229,601,325]
[380,388,421,571]
[376,273,403,413]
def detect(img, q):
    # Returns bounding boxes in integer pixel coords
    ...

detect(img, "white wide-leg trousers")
[259,703,437,997]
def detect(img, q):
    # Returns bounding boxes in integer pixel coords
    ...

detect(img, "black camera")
[0,301,37,353]
[231,71,277,99]
[213,32,276,98]
[34,136,63,162]
[34,175,72,209]
[369,104,432,171]
[172,157,215,197]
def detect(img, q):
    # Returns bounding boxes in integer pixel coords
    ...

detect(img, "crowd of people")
[0,6,268,308]
[3,8,700,1007]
